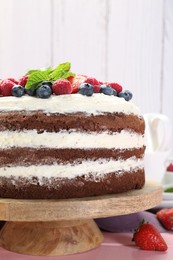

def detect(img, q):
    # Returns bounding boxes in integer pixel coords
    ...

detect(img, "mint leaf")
[27,67,53,75]
[25,62,75,90]
[25,70,50,90]
[55,62,71,72]
[49,62,73,80]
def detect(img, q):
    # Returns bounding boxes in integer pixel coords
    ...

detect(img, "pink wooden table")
[0,232,172,260]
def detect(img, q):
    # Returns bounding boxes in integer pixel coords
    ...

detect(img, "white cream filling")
[0,157,144,180]
[0,130,144,149]
[0,94,141,116]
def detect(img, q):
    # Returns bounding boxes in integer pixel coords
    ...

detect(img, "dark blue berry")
[12,85,25,97]
[41,81,53,88]
[99,84,117,96]
[78,83,94,96]
[36,84,52,99]
[118,90,133,101]
[25,88,36,96]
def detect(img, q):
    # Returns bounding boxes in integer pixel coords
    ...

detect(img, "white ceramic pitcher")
[143,113,172,183]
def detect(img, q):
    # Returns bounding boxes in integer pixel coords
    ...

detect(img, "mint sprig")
[25,62,75,90]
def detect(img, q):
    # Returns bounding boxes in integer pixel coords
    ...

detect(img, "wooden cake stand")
[0,180,162,256]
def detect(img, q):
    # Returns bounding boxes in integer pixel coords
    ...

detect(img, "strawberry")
[71,74,87,93]
[105,82,123,93]
[0,79,15,96]
[67,75,75,84]
[166,164,173,172]
[52,79,72,95]
[132,220,168,251]
[19,75,29,87]
[157,208,173,230]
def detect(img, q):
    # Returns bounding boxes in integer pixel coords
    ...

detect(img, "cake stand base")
[0,219,103,256]
[0,180,163,256]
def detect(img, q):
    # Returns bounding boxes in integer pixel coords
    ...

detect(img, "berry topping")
[105,82,123,93]
[19,75,29,87]
[71,74,87,93]
[12,85,25,97]
[156,208,173,230]
[132,220,168,251]
[0,62,133,100]
[52,79,72,95]
[99,84,117,96]
[36,84,52,99]
[78,83,94,96]
[118,90,132,101]
[0,79,15,96]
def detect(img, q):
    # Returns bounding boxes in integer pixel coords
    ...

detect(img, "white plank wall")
[0,0,173,149]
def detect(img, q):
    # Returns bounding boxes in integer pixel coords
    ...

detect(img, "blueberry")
[25,88,36,96]
[118,90,133,101]
[36,84,52,99]
[12,85,25,97]
[40,81,53,88]
[78,83,94,96]
[99,84,117,96]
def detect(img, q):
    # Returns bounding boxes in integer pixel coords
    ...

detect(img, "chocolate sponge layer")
[0,169,145,199]
[0,111,145,133]
[0,147,145,166]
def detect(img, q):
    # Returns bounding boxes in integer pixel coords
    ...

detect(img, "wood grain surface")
[0,180,162,222]
[0,219,104,256]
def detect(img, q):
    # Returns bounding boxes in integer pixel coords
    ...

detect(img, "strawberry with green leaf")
[132,220,168,251]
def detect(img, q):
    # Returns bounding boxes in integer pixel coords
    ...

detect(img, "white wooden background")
[0,0,173,149]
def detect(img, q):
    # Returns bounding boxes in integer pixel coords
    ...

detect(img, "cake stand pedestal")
[0,180,162,256]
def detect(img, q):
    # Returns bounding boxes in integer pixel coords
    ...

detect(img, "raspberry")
[19,75,29,87]
[71,74,87,93]
[0,79,15,96]
[94,85,101,93]
[105,82,123,93]
[7,78,19,84]
[52,79,72,95]
[84,77,100,86]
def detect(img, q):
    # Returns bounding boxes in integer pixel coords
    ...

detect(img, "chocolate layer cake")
[0,94,145,199]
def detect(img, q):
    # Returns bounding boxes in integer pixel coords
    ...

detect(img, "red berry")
[7,78,19,84]
[52,79,72,95]
[94,85,101,93]
[19,75,29,87]
[166,164,173,172]
[84,77,100,86]
[71,74,87,93]
[67,75,75,84]
[132,221,167,251]
[157,208,173,230]
[105,82,123,93]
[0,79,15,96]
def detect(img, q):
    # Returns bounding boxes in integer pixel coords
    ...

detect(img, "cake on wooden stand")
[0,63,156,255]
[0,181,162,256]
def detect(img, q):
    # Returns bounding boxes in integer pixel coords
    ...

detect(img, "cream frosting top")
[0,94,142,116]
